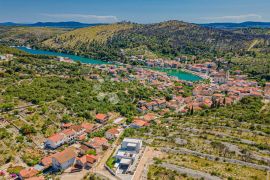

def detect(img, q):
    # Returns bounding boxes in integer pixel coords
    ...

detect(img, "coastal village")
[1,52,270,180]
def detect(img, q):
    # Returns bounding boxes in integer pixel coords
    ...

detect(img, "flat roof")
[127,143,137,147]
[120,158,132,165]
[123,138,142,144]
[117,151,126,156]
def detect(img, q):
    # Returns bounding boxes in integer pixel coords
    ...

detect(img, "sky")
[0,0,270,24]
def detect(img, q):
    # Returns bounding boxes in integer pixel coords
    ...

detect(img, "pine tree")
[190,106,194,115]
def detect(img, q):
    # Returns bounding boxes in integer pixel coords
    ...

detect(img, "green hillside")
[0,26,69,46]
[40,21,270,61]
[42,23,134,59]
[232,28,270,35]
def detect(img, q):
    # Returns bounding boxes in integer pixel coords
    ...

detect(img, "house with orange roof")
[200,98,212,108]
[130,119,149,128]
[70,125,85,136]
[45,133,65,149]
[78,133,87,141]
[180,108,188,114]
[85,137,109,153]
[61,129,76,141]
[45,124,88,149]
[40,154,57,169]
[95,113,109,124]
[105,128,120,140]
[81,123,95,133]
[250,91,263,97]
[174,96,184,104]
[52,148,77,171]
[142,113,156,122]
[19,168,39,179]
[137,105,148,114]
[156,99,167,109]
[78,144,92,155]
[158,108,170,115]
[166,101,178,110]
[76,154,98,169]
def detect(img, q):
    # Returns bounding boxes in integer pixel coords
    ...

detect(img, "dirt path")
[161,163,221,180]
[132,147,164,180]
[248,39,260,51]
[60,169,88,180]
[91,132,123,180]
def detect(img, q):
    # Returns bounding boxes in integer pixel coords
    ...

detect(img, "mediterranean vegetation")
[0,19,270,179]
[0,26,69,46]
[40,21,270,81]
[128,96,270,180]
[0,46,165,166]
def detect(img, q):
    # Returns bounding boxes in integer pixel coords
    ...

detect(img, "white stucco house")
[52,148,77,171]
[45,133,66,149]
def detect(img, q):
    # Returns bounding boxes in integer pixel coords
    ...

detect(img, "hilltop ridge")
[40,20,270,60]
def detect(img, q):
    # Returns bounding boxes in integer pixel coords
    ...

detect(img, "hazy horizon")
[1,20,270,25]
[1,0,270,24]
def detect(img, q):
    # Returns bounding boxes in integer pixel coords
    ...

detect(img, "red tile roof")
[77,154,97,164]
[88,137,108,149]
[70,125,84,133]
[78,134,87,141]
[106,128,119,135]
[47,133,64,143]
[62,129,76,136]
[143,113,156,122]
[19,168,39,179]
[96,114,108,121]
[79,144,91,152]
[132,119,147,127]
[92,137,108,145]
[41,154,56,167]
[53,148,76,164]
[81,123,95,132]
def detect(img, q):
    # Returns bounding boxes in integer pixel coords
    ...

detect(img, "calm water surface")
[17,47,202,81]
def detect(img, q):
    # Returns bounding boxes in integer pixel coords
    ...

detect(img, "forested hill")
[0,26,69,46]
[41,20,270,61]
[201,21,270,29]
[0,21,104,28]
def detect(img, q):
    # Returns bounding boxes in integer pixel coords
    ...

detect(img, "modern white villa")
[114,138,143,174]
